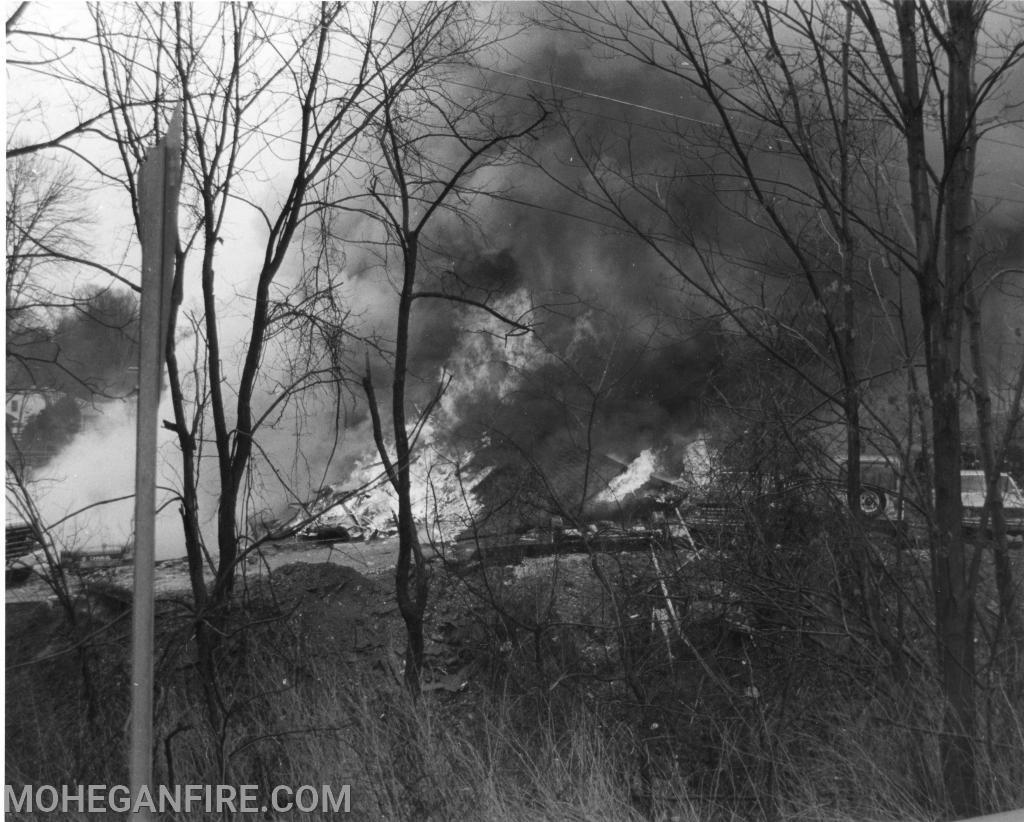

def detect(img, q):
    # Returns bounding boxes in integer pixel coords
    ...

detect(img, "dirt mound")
[244,562,408,681]
[5,601,65,666]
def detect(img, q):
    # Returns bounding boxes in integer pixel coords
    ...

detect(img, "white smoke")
[31,400,184,559]
[439,288,547,417]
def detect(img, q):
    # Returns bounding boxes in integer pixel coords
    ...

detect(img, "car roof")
[959,471,1023,491]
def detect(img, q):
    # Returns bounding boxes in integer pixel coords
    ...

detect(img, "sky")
[6,1,1024,557]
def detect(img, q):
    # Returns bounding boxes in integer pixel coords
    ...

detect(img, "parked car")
[838,455,905,520]
[959,470,1024,539]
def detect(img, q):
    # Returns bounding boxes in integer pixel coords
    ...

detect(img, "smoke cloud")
[24,4,1024,554]
[33,401,183,560]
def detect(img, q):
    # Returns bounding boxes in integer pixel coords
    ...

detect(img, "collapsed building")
[274,443,709,558]
[273,443,494,546]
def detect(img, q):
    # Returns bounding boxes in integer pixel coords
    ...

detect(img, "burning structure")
[276,432,494,547]
[277,437,713,562]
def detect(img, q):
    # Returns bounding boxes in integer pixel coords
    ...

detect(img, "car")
[959,470,1024,538]
[839,455,905,520]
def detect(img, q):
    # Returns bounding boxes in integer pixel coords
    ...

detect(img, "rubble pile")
[283,432,492,546]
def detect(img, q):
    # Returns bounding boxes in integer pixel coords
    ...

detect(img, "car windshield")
[861,463,897,488]
[961,474,1016,496]
[839,458,900,490]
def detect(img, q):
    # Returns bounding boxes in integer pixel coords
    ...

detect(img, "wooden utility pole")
[130,109,181,817]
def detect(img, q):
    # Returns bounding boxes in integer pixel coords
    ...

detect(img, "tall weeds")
[6,546,1022,821]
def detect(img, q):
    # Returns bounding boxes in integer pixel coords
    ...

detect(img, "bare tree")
[8,3,535,737]
[542,1,1024,814]
[850,5,1021,811]
[965,260,1024,653]
[351,5,546,692]
[5,156,135,394]
[80,4,463,613]
[5,150,140,656]
[6,6,149,160]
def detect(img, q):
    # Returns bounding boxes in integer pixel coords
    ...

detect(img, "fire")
[595,449,661,504]
[307,289,539,544]
[328,423,492,545]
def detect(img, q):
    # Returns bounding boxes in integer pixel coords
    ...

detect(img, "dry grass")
[6,555,1023,822]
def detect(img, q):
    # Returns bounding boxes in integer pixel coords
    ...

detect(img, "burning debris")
[585,448,699,525]
[278,432,492,547]
[273,291,537,547]
[269,422,722,565]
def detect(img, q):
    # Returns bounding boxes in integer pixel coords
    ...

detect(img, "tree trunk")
[966,285,1019,648]
[213,486,239,600]
[930,372,977,815]
[839,5,861,519]
[894,1,981,812]
[933,4,982,813]
[393,242,429,695]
